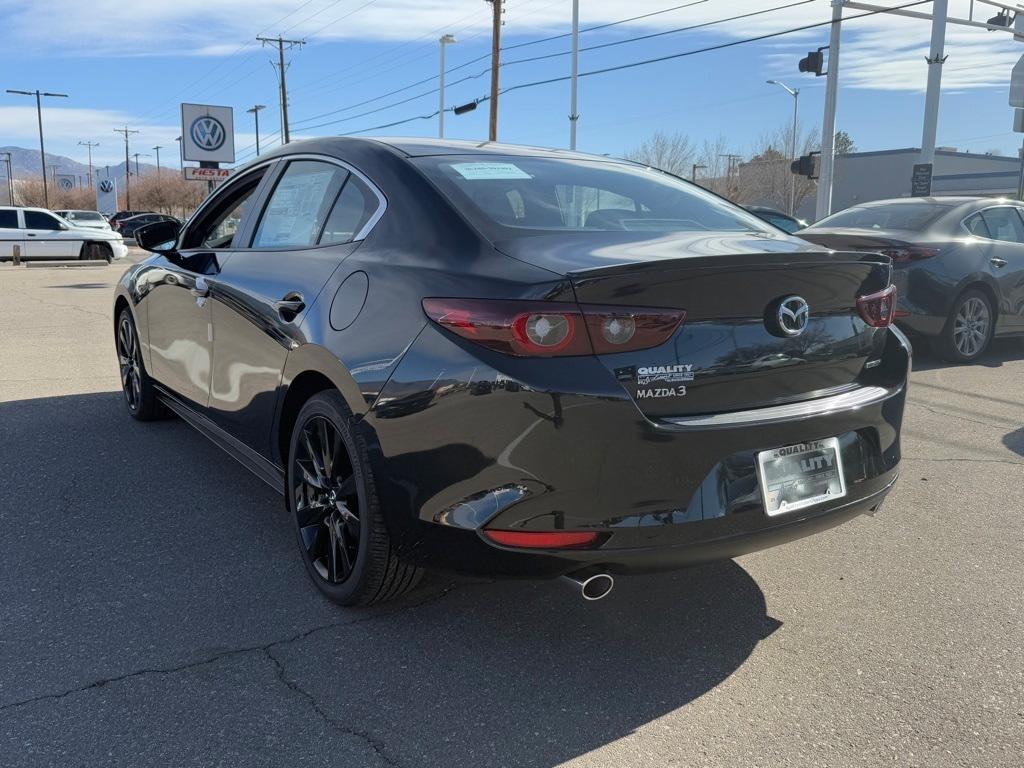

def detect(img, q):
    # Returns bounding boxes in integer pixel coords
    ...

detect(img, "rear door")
[206,157,384,457]
[0,209,23,258]
[23,210,78,258]
[976,206,1024,330]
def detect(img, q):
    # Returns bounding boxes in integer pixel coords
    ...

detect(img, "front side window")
[414,155,770,236]
[24,211,62,230]
[0,210,17,229]
[182,170,265,249]
[252,161,349,249]
[963,212,991,238]
[979,207,1024,244]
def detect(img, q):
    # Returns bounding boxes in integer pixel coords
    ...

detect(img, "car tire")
[116,308,164,420]
[287,391,422,606]
[934,288,994,364]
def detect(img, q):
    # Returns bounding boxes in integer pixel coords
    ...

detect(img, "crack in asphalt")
[264,646,401,767]
[908,401,1015,431]
[0,582,463,716]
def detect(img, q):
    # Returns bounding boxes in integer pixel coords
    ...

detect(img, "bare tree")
[625,131,696,178]
[737,123,821,212]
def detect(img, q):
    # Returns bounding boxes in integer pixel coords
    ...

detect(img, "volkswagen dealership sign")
[96,177,117,216]
[180,103,235,164]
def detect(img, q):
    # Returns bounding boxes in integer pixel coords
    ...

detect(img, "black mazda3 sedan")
[117,138,909,606]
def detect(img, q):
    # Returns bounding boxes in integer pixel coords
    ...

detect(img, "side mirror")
[59,222,69,231]
[135,219,182,254]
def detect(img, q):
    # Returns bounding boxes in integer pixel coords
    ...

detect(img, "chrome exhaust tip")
[562,570,614,601]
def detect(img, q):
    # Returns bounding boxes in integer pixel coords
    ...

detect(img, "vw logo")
[774,296,810,337]
[99,179,114,194]
[190,115,226,151]
[58,178,73,190]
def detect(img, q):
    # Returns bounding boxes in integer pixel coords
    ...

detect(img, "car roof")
[851,196,992,208]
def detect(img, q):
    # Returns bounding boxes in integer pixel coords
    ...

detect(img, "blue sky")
[0,0,1019,169]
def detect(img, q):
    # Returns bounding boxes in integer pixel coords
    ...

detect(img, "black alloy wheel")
[294,415,361,584]
[116,308,163,420]
[287,391,422,606]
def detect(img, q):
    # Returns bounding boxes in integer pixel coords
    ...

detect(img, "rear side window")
[252,160,348,249]
[25,211,62,230]
[979,207,1024,244]
[0,210,17,229]
[414,155,769,236]
[813,203,949,231]
[319,175,377,244]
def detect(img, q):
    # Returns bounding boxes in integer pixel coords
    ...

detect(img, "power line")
[328,0,934,138]
[289,0,807,132]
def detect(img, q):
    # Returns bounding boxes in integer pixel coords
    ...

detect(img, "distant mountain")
[0,146,160,184]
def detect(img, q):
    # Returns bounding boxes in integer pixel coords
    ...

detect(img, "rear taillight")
[880,246,939,264]
[422,299,684,357]
[483,530,601,549]
[857,285,897,328]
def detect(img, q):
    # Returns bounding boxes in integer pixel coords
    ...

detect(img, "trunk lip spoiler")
[655,383,900,431]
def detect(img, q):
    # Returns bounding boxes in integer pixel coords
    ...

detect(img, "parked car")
[54,209,112,231]
[108,210,152,233]
[116,137,909,606]
[117,213,181,240]
[0,206,127,261]
[745,205,807,233]
[799,196,1024,362]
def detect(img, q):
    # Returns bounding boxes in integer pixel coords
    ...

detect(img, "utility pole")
[47,164,59,186]
[257,36,304,144]
[691,163,707,182]
[114,126,139,209]
[6,89,68,208]
[247,104,266,155]
[78,141,99,189]
[132,152,150,179]
[0,152,13,205]
[569,0,580,149]
[152,146,163,178]
[814,1,844,221]
[919,0,948,192]
[486,0,502,142]
[438,35,457,138]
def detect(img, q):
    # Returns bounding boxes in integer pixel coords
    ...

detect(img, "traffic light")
[791,153,820,179]
[798,49,826,76]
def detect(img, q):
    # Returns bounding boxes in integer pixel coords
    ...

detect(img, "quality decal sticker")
[634,364,694,399]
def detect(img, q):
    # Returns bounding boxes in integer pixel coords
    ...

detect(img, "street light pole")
[0,152,13,205]
[919,0,948,179]
[438,35,457,138]
[152,146,162,178]
[569,0,580,150]
[767,80,800,215]
[815,1,844,221]
[132,152,150,179]
[6,89,69,208]
[247,104,266,155]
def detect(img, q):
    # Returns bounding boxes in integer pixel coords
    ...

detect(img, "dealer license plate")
[757,437,847,517]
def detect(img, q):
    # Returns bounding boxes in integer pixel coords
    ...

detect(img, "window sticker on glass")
[450,162,532,180]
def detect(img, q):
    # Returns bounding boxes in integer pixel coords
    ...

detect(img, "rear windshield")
[811,203,949,231]
[68,211,104,221]
[413,155,771,237]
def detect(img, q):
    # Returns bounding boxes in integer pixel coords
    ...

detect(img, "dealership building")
[795,147,1021,220]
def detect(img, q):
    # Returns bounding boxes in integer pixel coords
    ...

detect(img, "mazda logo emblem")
[99,179,114,193]
[774,296,810,337]
[190,115,226,151]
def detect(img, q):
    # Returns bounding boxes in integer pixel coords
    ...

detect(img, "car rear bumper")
[366,325,910,578]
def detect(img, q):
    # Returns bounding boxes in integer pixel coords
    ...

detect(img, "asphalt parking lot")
[1,254,1022,768]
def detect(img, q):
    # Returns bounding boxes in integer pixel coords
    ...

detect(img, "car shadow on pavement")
[909,337,1022,372]
[0,391,780,768]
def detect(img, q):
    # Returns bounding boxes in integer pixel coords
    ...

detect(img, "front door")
[206,158,379,457]
[22,210,78,258]
[146,167,271,408]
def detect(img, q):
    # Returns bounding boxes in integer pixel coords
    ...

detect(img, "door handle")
[990,257,1007,269]
[26,233,36,237]
[190,277,210,298]
[275,292,306,320]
